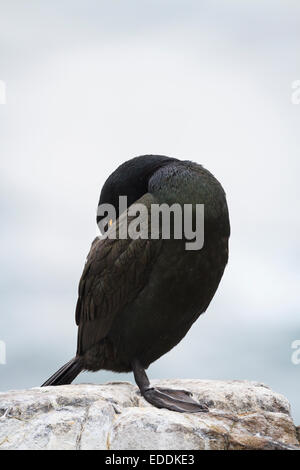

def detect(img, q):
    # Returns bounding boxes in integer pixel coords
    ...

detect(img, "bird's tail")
[41,356,83,386]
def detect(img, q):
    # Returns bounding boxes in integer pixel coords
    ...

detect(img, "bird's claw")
[142,386,209,413]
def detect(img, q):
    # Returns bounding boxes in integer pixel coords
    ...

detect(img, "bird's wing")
[75,193,162,356]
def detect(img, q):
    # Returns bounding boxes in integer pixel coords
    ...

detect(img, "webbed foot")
[142,386,208,413]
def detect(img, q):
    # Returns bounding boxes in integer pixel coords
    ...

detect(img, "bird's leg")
[131,358,209,413]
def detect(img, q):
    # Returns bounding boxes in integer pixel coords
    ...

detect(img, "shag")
[42,155,230,413]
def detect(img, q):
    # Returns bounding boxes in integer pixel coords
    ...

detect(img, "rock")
[0,379,299,450]
[296,426,300,445]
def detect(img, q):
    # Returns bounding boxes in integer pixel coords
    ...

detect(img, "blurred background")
[0,1,299,421]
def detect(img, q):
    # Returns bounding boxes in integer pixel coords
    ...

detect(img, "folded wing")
[75,193,162,356]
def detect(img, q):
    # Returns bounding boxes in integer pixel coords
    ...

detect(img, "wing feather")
[75,193,162,355]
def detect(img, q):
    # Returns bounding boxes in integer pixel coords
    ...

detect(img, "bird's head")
[97,155,177,234]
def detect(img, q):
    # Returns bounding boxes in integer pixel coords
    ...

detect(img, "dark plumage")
[42,155,230,413]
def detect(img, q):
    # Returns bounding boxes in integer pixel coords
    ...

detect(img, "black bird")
[42,155,230,413]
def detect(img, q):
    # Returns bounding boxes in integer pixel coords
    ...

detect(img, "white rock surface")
[0,379,299,450]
